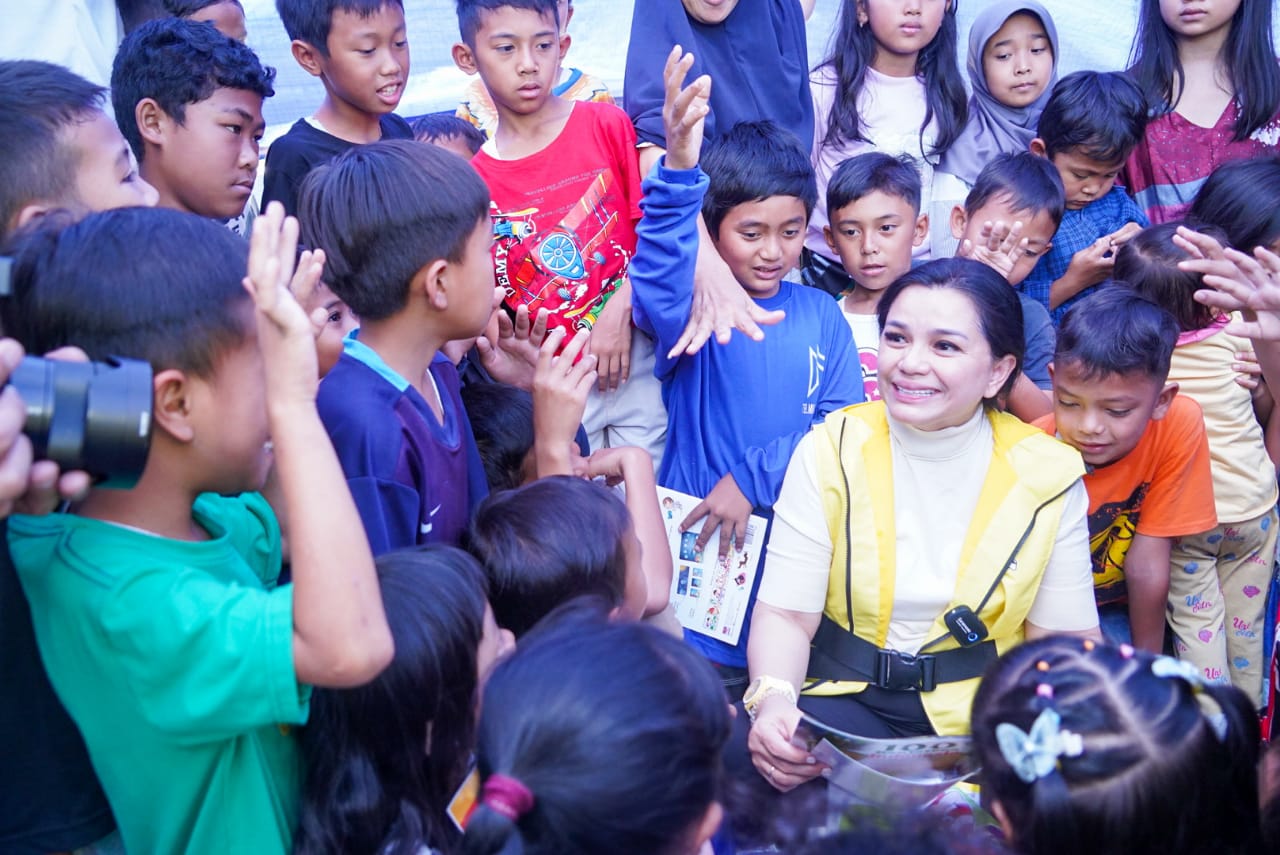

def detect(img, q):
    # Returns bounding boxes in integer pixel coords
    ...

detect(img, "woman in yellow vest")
[742,258,1102,792]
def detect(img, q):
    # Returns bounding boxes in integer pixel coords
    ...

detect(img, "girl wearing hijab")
[932,1,1059,256]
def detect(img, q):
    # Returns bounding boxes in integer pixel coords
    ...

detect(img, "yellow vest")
[803,401,1085,735]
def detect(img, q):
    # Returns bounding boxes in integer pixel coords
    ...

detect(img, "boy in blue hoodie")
[631,49,863,698]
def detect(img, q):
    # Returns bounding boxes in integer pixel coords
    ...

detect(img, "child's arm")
[532,327,597,478]
[586,278,633,392]
[245,203,393,688]
[1049,222,1144,310]
[1124,532,1173,653]
[585,446,673,617]
[1007,373,1053,422]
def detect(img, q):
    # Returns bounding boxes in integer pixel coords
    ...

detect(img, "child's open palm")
[661,45,711,172]
[1180,226,1280,341]
[244,202,327,404]
[958,219,1028,281]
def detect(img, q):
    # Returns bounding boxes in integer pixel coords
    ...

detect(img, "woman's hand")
[747,695,824,792]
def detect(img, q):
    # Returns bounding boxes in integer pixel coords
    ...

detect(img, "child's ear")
[1029,137,1048,158]
[913,213,929,247]
[823,225,836,253]
[417,258,453,311]
[151,368,196,443]
[452,42,478,75]
[558,32,571,62]
[949,204,968,240]
[11,203,55,233]
[1151,381,1178,420]
[291,39,325,78]
[135,98,167,148]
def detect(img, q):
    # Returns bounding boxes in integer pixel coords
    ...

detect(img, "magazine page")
[657,486,766,646]
[793,713,978,804]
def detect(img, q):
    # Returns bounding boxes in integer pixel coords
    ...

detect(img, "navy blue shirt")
[624,0,814,153]
[317,337,488,555]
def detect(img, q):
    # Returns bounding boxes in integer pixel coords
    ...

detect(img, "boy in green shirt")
[4,203,392,854]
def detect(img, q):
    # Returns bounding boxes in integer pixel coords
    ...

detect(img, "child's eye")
[740,231,760,240]
[783,228,802,238]
[225,124,242,135]
[880,224,897,234]
[1056,399,1078,408]
[537,40,555,50]
[993,52,1011,61]
[841,228,861,238]
[327,310,344,325]
[395,39,408,49]
[1106,408,1133,417]
[1031,47,1049,55]
[357,48,375,56]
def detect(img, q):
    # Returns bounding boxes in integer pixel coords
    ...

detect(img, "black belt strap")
[808,616,997,693]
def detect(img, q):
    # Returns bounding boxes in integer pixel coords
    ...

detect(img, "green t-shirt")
[9,493,309,855]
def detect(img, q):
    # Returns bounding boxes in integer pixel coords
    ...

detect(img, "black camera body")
[11,356,153,486]
[0,255,154,486]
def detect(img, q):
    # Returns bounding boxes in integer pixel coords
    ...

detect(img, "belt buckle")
[875,649,937,692]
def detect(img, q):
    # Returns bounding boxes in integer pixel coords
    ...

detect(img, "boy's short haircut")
[701,120,817,238]
[465,475,629,636]
[3,207,251,378]
[111,17,275,162]
[459,381,534,492]
[455,0,558,47]
[297,139,490,322]
[826,152,922,218]
[965,151,1066,229]
[1036,71,1148,163]
[275,0,403,54]
[0,60,107,235]
[410,112,485,155]
[163,0,240,15]
[1055,287,1178,383]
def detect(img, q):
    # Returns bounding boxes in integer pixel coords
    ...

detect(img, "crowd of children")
[1,0,1279,853]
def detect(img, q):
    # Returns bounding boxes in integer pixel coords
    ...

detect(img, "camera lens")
[10,356,153,486]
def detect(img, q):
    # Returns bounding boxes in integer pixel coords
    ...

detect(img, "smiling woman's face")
[681,0,740,25]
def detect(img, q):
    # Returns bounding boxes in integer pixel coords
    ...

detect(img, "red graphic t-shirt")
[471,101,644,336]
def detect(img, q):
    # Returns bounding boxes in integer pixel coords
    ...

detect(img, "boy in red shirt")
[1036,289,1216,653]
[451,0,665,465]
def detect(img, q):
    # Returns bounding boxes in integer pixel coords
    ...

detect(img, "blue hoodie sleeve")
[726,305,864,509]
[630,162,709,381]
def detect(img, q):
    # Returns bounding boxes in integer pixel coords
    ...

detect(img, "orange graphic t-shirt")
[1036,395,1217,605]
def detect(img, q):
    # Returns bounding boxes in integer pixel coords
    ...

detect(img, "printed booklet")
[657,486,766,646]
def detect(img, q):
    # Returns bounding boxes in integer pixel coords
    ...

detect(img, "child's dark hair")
[296,546,489,855]
[790,807,1006,855]
[1187,154,1280,252]
[3,208,250,376]
[459,381,534,492]
[298,139,490,322]
[1035,71,1147,163]
[455,0,558,47]
[275,0,403,53]
[465,475,629,637]
[972,637,1261,855]
[163,0,241,16]
[1114,222,1230,333]
[1128,0,1280,142]
[815,0,966,156]
[110,17,275,162]
[1055,288,1177,383]
[411,112,486,155]
[0,60,107,235]
[826,152,922,219]
[461,614,730,855]
[877,258,1024,402]
[965,152,1066,230]
[701,120,817,239]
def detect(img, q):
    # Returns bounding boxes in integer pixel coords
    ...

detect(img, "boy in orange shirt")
[1035,289,1216,653]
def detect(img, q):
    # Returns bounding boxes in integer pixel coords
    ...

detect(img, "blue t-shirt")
[317,336,488,554]
[631,162,865,666]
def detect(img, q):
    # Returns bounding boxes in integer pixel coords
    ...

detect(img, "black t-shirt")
[0,523,115,853]
[262,114,414,216]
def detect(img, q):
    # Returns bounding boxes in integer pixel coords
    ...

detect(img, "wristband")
[743,675,798,721]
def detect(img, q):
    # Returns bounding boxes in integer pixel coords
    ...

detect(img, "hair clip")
[1151,656,1229,742]
[1036,683,1054,700]
[481,773,535,822]
[1082,639,1096,652]
[996,708,1084,784]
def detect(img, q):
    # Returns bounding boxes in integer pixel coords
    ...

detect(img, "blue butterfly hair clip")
[995,708,1084,783]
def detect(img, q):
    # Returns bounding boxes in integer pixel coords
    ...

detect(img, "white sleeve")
[757,432,833,613]
[1024,479,1100,632]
